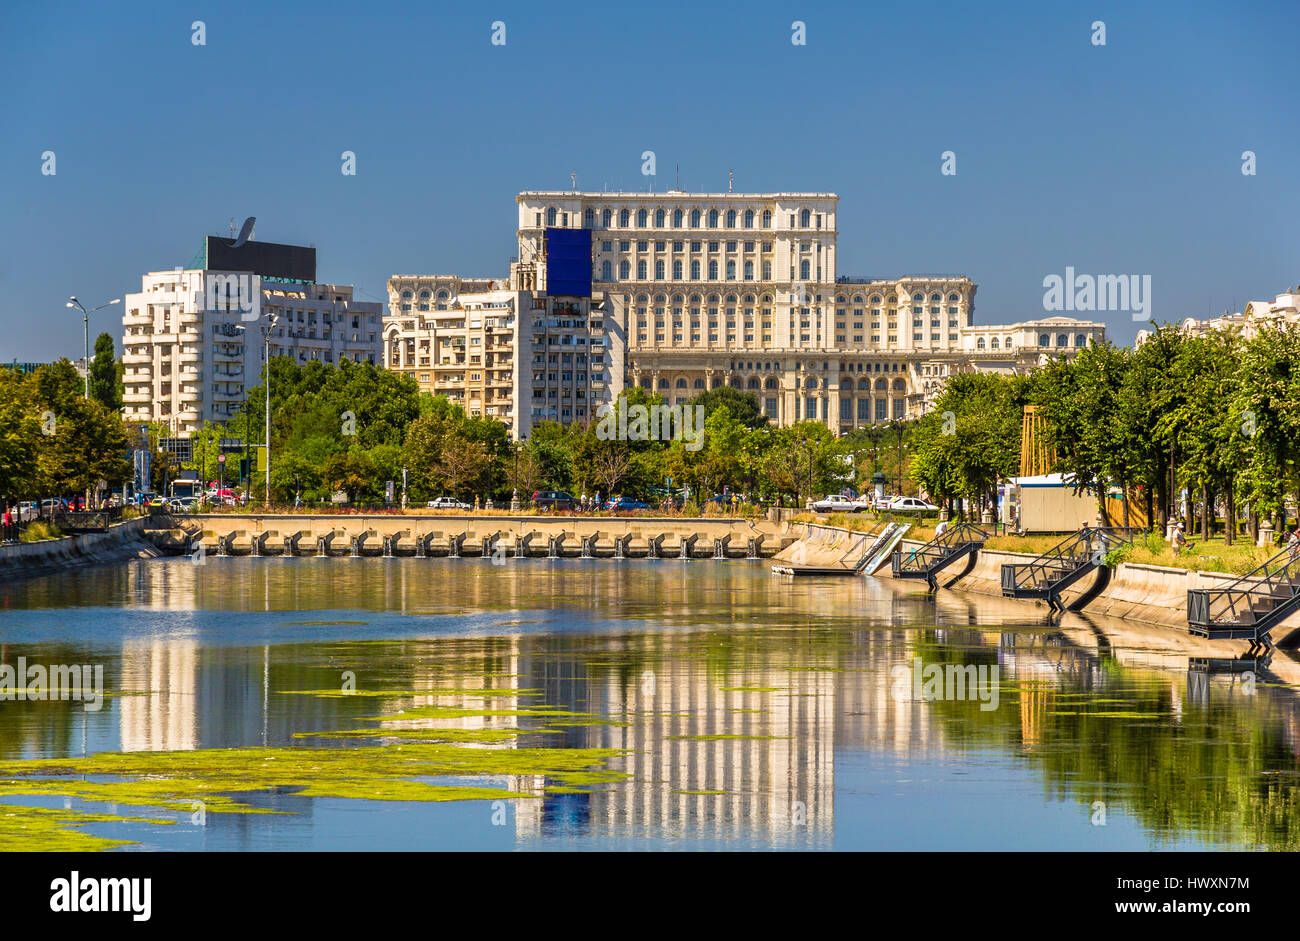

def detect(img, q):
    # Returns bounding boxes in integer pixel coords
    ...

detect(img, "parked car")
[532,490,576,511]
[426,496,472,510]
[16,501,39,522]
[605,497,651,512]
[887,496,939,513]
[811,494,860,514]
[148,496,169,509]
[851,494,875,512]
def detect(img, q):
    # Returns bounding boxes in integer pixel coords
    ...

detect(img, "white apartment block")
[122,266,382,436]
[384,275,622,439]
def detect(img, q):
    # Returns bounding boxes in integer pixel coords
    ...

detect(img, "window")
[672,209,683,227]
[1057,334,1068,347]
[636,209,647,227]
[744,261,754,280]
[620,260,631,279]
[672,260,683,279]
[708,209,719,228]
[690,209,701,227]
[655,260,665,279]
[726,209,736,227]
[654,209,665,227]
[619,209,630,226]
[1039,334,1049,346]
[601,260,612,281]
[800,260,811,280]
[638,260,648,279]
[1077,334,1088,347]
[800,209,811,227]
[708,261,719,279]
[761,210,772,228]
[546,208,557,226]
[602,209,612,227]
[584,209,594,227]
[690,260,701,279]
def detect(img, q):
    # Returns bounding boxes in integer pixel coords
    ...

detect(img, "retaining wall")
[0,517,161,578]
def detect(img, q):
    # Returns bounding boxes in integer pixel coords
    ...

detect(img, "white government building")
[384,189,1104,437]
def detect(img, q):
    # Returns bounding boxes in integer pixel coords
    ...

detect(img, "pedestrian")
[1287,525,1300,561]
[1172,521,1188,554]
[3,506,13,543]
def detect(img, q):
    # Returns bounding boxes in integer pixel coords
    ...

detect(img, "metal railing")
[893,522,989,578]
[1001,527,1142,595]
[53,508,123,533]
[1187,545,1300,636]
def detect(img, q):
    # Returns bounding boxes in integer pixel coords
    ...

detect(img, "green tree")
[88,333,122,411]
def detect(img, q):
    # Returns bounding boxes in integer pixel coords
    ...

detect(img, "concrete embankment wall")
[158,514,799,559]
[888,537,1300,637]
[0,517,162,579]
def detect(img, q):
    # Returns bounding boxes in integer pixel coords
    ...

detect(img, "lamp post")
[261,313,280,507]
[67,296,121,398]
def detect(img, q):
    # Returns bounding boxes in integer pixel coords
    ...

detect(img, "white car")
[887,496,939,513]
[426,497,472,510]
[811,494,860,513]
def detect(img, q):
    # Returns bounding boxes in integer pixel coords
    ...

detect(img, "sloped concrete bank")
[0,517,162,579]
[887,537,1300,639]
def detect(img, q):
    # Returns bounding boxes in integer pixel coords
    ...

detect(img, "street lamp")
[262,313,280,506]
[67,296,121,398]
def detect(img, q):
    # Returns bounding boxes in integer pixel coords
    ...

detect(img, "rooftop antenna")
[570,169,577,192]
[729,169,734,193]
[675,163,679,190]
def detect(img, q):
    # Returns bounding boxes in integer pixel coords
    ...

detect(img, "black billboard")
[205,236,316,282]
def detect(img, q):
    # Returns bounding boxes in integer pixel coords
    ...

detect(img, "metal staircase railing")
[1001,526,1143,612]
[1187,545,1300,645]
[892,522,990,589]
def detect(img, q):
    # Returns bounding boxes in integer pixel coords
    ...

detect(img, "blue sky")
[2,0,1296,361]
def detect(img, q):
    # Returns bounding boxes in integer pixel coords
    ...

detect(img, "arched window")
[654,209,665,227]
[1039,334,1049,346]
[1076,334,1088,347]
[840,378,853,390]
[637,260,648,279]
[602,209,612,227]
[619,260,631,279]
[636,209,648,227]
[871,295,882,304]
[601,260,612,281]
[694,378,706,389]
[858,378,870,390]
[619,209,630,226]
[800,260,811,279]
[990,337,999,349]
[948,293,959,302]
[672,209,683,227]
[892,378,905,391]
[765,377,778,390]
[655,260,665,279]
[708,260,719,279]
[725,209,736,227]
[546,208,557,226]
[690,209,701,227]
[1057,334,1068,347]
[976,337,986,349]
[799,209,811,227]
[672,260,682,279]
[401,290,413,299]
[805,377,818,389]
[744,261,754,280]
[744,210,754,228]
[726,261,736,280]
[761,210,772,228]
[437,290,449,300]
[675,378,688,388]
[707,209,719,228]
[875,378,887,391]
[930,292,941,302]
[584,209,594,227]
[1005,337,1013,348]
[418,290,430,299]
[747,378,760,389]
[912,293,924,302]
[690,260,701,279]
[658,378,670,389]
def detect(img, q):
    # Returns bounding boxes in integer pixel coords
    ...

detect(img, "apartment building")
[121,237,382,436]
[1137,287,1300,344]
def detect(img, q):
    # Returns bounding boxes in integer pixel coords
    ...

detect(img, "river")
[0,556,1295,851]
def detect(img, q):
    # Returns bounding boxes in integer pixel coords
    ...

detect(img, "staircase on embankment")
[892,522,990,590]
[1187,546,1300,648]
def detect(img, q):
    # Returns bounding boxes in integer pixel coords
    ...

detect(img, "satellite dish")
[231,216,256,248]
